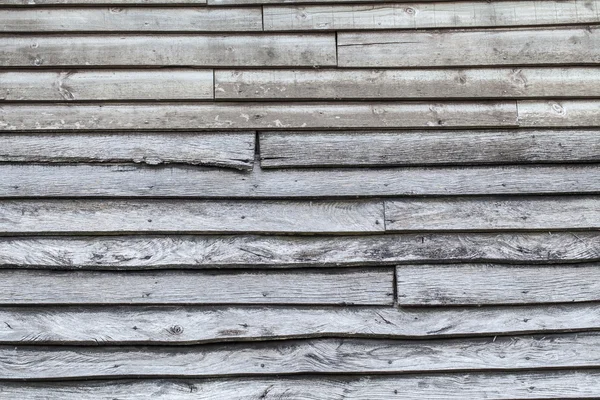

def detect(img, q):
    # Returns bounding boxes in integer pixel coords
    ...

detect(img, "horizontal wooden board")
[0,34,336,67]
[209,0,480,4]
[264,0,600,31]
[397,263,600,306]
[0,131,254,169]
[215,68,600,100]
[0,199,384,234]
[2,333,600,378]
[0,7,261,32]
[259,129,600,168]
[518,100,600,127]
[338,27,600,67]
[385,197,600,232]
[0,231,598,269]
[0,70,214,101]
[0,102,517,130]
[0,269,393,305]
[0,0,207,4]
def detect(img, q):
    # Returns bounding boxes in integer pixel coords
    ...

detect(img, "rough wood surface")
[0,132,254,169]
[518,100,600,127]
[259,129,600,168]
[397,263,600,306]
[0,0,206,4]
[0,269,393,305]
[338,27,600,67]
[384,196,600,232]
[0,199,384,234]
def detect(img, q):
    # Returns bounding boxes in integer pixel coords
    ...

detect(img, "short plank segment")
[264,0,600,31]
[1,232,598,269]
[0,132,254,170]
[259,129,600,168]
[0,34,336,67]
[0,269,393,305]
[338,27,600,67]
[0,0,206,4]
[518,100,600,127]
[0,199,384,234]
[397,263,600,306]
[385,197,600,232]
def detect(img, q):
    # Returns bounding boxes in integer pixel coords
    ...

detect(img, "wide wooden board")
[518,100,600,127]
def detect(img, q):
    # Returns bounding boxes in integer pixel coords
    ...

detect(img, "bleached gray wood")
[259,129,600,168]
[1,70,214,101]
[0,231,597,269]
[264,1,600,31]
[397,263,600,305]
[338,27,600,67]
[0,132,254,170]
[0,34,336,67]
[0,269,393,305]
[518,100,600,127]
[0,199,384,234]
[1,0,206,4]
[0,102,517,130]
[216,68,600,100]
[0,7,261,32]
[385,197,600,232]
[210,0,479,4]
[2,333,600,379]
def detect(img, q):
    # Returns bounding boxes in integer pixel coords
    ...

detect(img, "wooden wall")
[1,0,600,398]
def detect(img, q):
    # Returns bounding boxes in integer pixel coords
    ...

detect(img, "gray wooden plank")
[518,100,600,127]
[338,27,600,67]
[397,263,600,306]
[264,1,600,31]
[0,0,206,4]
[1,70,214,101]
[385,196,600,232]
[0,199,384,234]
[0,7,262,32]
[0,102,517,130]
[259,129,600,168]
[0,132,254,170]
[0,268,393,305]
[215,68,600,100]
[2,333,600,378]
[0,231,598,269]
[210,0,471,4]
[0,34,336,67]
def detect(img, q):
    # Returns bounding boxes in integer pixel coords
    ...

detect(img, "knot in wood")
[168,325,184,335]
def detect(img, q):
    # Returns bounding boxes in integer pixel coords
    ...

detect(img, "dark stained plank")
[518,100,600,127]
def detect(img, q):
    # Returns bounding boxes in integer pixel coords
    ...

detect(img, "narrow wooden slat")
[338,27,600,67]
[397,263,600,306]
[0,269,393,305]
[0,199,384,234]
[0,0,207,4]
[259,129,600,168]
[0,132,254,170]
[264,1,600,31]
[385,197,600,232]
[518,100,600,127]
[210,0,479,4]
[0,34,336,67]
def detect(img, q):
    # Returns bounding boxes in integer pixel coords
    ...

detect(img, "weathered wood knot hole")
[30,43,38,49]
[169,325,184,335]
[404,7,415,14]
[33,58,42,66]
[551,103,566,115]
[109,7,124,13]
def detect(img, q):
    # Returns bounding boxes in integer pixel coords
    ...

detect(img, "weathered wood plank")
[0,7,262,32]
[0,102,517,130]
[0,232,598,269]
[518,100,600,127]
[0,34,336,67]
[1,70,214,101]
[385,197,600,232]
[215,68,600,100]
[2,333,600,378]
[0,132,254,169]
[0,269,393,305]
[397,263,600,306]
[210,0,480,4]
[338,27,600,67]
[0,0,206,4]
[259,129,600,168]
[0,199,384,234]
[264,1,600,31]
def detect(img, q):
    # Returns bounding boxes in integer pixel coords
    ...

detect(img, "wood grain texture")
[0,70,214,101]
[1,231,598,269]
[259,129,600,168]
[264,0,600,31]
[518,100,600,127]
[0,269,393,305]
[0,132,254,169]
[397,263,600,305]
[0,199,384,234]
[338,27,600,67]
[0,102,517,130]
[385,196,600,232]
[0,0,206,4]
[0,34,336,67]
[210,0,488,4]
